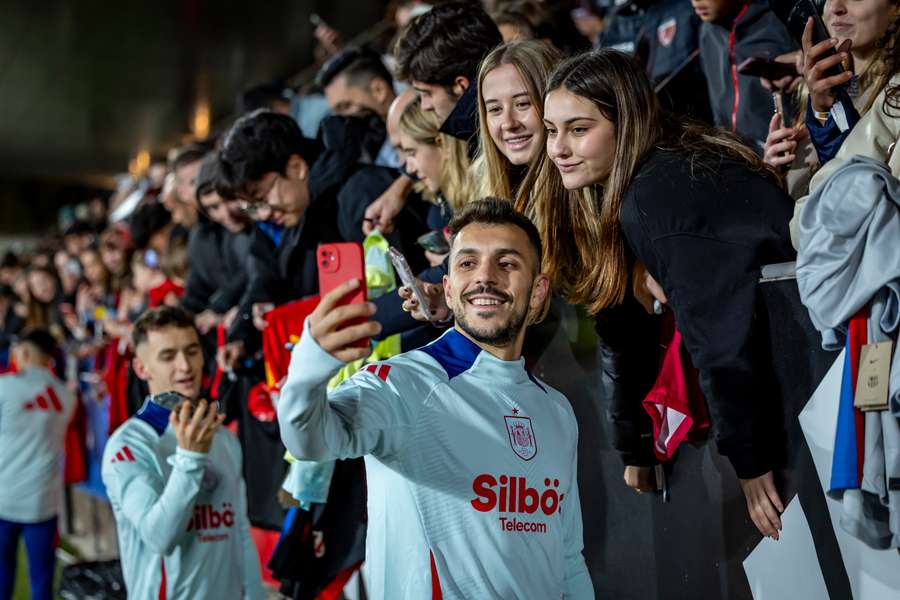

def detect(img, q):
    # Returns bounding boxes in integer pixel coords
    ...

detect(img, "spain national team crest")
[657,18,677,48]
[505,415,538,461]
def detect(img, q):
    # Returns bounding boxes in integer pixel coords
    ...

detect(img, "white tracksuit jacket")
[278,320,595,599]
[0,367,76,523]
[102,399,264,599]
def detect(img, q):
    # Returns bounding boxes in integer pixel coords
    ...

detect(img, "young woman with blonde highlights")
[398,96,475,216]
[398,41,561,322]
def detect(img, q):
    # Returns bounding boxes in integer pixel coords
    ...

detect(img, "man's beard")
[452,285,529,347]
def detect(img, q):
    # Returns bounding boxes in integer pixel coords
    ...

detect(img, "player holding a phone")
[279,198,593,599]
[102,306,263,600]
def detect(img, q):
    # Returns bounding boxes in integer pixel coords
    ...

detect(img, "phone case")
[150,392,224,415]
[317,243,369,348]
[736,57,797,81]
[388,247,435,323]
[150,391,189,411]
[784,0,843,80]
[416,230,451,255]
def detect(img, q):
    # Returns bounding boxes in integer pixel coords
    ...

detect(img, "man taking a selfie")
[278,197,594,599]
[102,306,263,599]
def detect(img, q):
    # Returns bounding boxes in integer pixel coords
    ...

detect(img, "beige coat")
[790,75,900,248]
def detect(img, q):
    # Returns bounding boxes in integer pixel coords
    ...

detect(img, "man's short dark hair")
[316,47,394,90]
[218,110,323,198]
[394,1,503,86]
[64,220,94,238]
[0,250,20,270]
[238,81,292,114]
[132,306,198,349]
[449,197,543,270]
[17,328,58,357]
[171,142,215,173]
[129,201,172,251]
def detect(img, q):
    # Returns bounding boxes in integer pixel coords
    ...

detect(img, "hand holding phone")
[764,112,799,168]
[398,281,451,323]
[388,247,437,323]
[308,278,381,363]
[170,399,224,454]
[803,21,853,113]
[317,243,371,350]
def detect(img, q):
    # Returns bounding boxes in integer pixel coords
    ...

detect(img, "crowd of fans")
[2,0,900,597]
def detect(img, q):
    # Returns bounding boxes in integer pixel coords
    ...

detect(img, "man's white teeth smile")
[471,298,502,306]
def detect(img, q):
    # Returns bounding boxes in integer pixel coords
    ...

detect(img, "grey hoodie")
[698,0,796,152]
[796,156,900,549]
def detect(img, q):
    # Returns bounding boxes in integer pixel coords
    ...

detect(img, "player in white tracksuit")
[0,330,76,600]
[278,199,594,599]
[101,307,264,600]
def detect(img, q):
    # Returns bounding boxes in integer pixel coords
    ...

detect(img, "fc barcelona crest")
[504,415,538,461]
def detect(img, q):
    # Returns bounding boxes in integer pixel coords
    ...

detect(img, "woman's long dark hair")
[523,49,776,313]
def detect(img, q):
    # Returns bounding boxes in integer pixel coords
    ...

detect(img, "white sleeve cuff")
[286,316,346,386]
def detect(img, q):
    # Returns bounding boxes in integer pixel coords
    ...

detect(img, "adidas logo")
[361,363,391,382]
[23,387,64,413]
[110,446,136,464]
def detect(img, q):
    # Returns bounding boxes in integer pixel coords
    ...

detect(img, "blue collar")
[420,328,482,380]
[135,397,171,436]
[420,328,546,392]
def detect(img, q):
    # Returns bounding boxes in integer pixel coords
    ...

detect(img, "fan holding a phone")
[794,1,896,163]
[763,0,897,195]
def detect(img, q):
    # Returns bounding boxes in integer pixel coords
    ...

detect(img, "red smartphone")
[737,56,798,81]
[317,242,369,349]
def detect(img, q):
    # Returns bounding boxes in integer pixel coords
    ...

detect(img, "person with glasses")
[214,110,342,373]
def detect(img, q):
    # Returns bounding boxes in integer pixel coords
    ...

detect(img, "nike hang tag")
[854,341,892,411]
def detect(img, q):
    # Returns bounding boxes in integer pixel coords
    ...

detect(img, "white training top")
[278,321,595,599]
[102,399,264,600]
[0,366,76,523]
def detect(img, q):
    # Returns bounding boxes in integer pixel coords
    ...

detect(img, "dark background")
[0,0,389,233]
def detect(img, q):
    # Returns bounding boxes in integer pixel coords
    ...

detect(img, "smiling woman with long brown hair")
[531,49,796,540]
[476,40,562,204]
